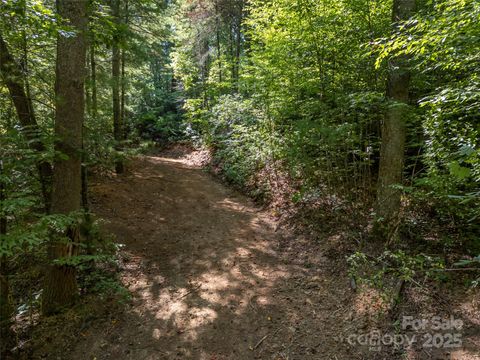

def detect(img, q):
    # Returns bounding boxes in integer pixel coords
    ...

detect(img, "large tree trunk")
[112,0,124,174]
[0,34,53,212]
[375,0,415,242]
[42,0,87,315]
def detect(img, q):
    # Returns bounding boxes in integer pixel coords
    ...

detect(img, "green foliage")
[348,250,446,289]
[375,0,480,239]
[206,95,271,189]
[170,0,479,263]
[282,92,384,192]
[133,110,183,145]
[82,271,131,302]
[455,255,480,268]
[1,130,47,257]
[0,0,479,331]
[173,0,392,201]
[77,240,131,302]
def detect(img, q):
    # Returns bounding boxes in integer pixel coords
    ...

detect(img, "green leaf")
[448,161,471,179]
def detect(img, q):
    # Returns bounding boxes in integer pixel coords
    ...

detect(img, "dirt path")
[70,152,356,360]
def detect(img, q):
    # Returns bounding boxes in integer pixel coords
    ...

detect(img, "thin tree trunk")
[233,19,241,92]
[112,0,124,174]
[0,34,53,212]
[215,1,222,83]
[216,28,222,83]
[120,0,128,141]
[42,0,87,315]
[0,160,13,357]
[81,145,93,255]
[90,43,97,118]
[375,0,415,242]
[200,37,210,109]
[120,50,126,134]
[229,24,235,86]
[85,47,91,114]
[82,3,94,255]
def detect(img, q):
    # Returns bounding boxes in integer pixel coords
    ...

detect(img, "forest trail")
[70,150,355,360]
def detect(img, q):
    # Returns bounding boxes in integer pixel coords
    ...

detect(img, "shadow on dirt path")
[69,153,358,360]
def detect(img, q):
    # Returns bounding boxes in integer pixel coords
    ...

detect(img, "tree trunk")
[214,1,222,83]
[112,0,124,174]
[42,0,87,315]
[228,23,234,86]
[0,34,53,212]
[120,50,126,134]
[85,48,91,114]
[90,42,98,118]
[0,161,13,357]
[120,0,128,141]
[233,19,241,92]
[375,0,415,242]
[81,142,94,255]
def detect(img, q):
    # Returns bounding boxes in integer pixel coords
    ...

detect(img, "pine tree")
[42,0,88,315]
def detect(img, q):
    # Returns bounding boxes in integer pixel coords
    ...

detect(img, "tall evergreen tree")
[42,0,88,315]
[112,0,124,174]
[0,34,53,211]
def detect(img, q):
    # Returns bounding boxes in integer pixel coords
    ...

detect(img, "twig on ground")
[253,334,269,350]
[408,278,452,312]
[439,268,480,272]
[177,284,202,300]
[252,326,283,351]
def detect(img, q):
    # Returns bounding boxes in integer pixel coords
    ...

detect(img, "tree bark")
[0,161,13,357]
[0,34,53,212]
[233,18,241,91]
[112,0,124,174]
[375,0,415,242]
[90,42,98,118]
[120,0,128,141]
[214,1,222,83]
[85,48,91,114]
[42,0,87,315]
[229,23,235,87]
[120,49,126,134]
[216,28,222,83]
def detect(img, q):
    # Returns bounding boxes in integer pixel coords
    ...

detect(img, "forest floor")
[70,148,363,360]
[28,147,479,360]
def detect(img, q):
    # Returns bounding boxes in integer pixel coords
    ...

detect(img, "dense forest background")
[0,0,479,357]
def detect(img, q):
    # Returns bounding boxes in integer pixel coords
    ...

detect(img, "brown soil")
[64,151,356,360]
[58,149,478,360]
